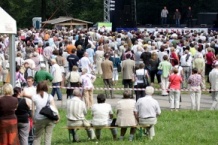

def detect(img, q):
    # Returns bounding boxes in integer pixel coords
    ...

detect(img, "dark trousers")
[67,82,80,99]
[150,70,161,83]
[136,83,146,101]
[123,79,134,97]
[187,17,192,27]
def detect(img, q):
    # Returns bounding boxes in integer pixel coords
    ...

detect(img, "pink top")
[169,74,182,90]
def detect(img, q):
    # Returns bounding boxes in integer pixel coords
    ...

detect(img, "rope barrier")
[49,86,212,92]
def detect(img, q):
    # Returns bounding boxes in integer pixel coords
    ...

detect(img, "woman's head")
[72,65,78,71]
[192,68,198,74]
[139,63,145,69]
[36,81,48,94]
[123,90,131,99]
[151,52,158,60]
[3,83,13,96]
[172,67,178,74]
[13,87,22,98]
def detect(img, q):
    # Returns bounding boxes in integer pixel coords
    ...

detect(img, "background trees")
[0,0,217,28]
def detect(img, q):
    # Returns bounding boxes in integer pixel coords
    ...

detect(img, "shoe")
[57,99,62,101]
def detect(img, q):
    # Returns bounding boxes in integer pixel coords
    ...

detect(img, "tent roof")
[0,7,17,34]
[42,16,93,25]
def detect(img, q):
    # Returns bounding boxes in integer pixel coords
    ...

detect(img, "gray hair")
[145,86,154,95]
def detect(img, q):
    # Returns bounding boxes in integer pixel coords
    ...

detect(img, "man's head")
[123,90,131,99]
[73,88,81,97]
[50,59,56,65]
[26,76,34,87]
[82,68,88,74]
[163,55,168,61]
[104,52,110,59]
[97,94,106,104]
[145,86,154,96]
[40,63,46,69]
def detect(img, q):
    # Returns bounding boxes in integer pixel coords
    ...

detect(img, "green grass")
[49,109,218,145]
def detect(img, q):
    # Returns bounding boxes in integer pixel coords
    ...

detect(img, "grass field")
[50,109,218,145]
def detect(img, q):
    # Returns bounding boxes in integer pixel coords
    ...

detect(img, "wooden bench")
[62,125,151,141]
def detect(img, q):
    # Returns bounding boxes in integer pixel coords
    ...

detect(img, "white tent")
[0,7,17,86]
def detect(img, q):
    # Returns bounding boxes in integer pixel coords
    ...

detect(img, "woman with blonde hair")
[0,83,20,145]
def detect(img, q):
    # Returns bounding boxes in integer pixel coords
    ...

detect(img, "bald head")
[73,88,81,97]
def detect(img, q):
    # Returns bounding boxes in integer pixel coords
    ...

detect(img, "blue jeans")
[51,82,62,100]
[175,19,180,27]
[161,17,167,25]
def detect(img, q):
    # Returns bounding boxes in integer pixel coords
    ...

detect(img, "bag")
[15,73,22,87]
[143,69,150,86]
[39,95,59,121]
[157,70,163,75]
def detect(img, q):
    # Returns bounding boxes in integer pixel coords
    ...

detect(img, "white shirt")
[80,57,91,73]
[80,73,95,89]
[136,69,148,83]
[32,92,53,120]
[23,86,36,110]
[91,103,113,126]
[180,53,192,67]
[158,51,168,62]
[209,68,218,90]
[135,95,161,118]
[51,63,63,83]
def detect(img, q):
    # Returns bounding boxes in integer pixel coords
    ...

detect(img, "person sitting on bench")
[66,88,95,142]
[134,86,161,140]
[91,94,117,140]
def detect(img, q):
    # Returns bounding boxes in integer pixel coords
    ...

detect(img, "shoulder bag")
[39,95,59,121]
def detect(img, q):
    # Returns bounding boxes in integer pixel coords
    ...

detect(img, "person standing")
[174,9,181,27]
[34,63,53,84]
[80,68,96,109]
[187,6,193,27]
[122,54,135,97]
[135,86,161,140]
[180,50,192,89]
[50,59,63,101]
[161,6,169,26]
[169,68,183,111]
[188,68,202,111]
[0,84,20,145]
[14,87,31,145]
[209,62,218,110]
[32,81,59,145]
[94,46,104,76]
[67,49,79,72]
[193,54,205,89]
[101,53,114,98]
[158,55,172,96]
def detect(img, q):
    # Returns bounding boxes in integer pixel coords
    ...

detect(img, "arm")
[46,72,53,82]
[50,98,60,122]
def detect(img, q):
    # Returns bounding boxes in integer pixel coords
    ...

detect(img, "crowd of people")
[1,26,218,144]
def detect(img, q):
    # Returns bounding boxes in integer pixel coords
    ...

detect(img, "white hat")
[40,63,46,68]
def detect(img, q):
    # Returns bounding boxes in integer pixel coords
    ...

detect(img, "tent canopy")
[0,7,17,34]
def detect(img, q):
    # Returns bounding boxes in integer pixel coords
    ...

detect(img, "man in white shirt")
[135,86,161,140]
[91,94,117,140]
[209,62,218,110]
[50,59,63,100]
[79,52,93,74]
[180,50,193,88]
[66,88,95,142]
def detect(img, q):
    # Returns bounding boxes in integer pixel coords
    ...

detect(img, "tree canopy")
[0,0,217,28]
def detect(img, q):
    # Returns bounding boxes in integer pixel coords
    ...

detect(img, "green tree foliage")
[0,0,217,28]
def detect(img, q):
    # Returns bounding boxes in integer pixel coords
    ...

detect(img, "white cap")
[40,63,46,68]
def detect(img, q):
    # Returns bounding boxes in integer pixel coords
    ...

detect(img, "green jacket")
[34,70,53,83]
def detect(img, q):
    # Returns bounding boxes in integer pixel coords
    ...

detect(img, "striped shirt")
[66,97,87,121]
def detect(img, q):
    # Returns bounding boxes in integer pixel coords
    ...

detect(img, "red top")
[206,52,215,65]
[169,74,182,90]
[170,52,179,66]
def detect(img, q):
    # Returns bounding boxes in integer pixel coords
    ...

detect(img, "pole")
[9,34,15,87]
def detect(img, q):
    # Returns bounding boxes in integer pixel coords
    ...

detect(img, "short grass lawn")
[50,109,218,145]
